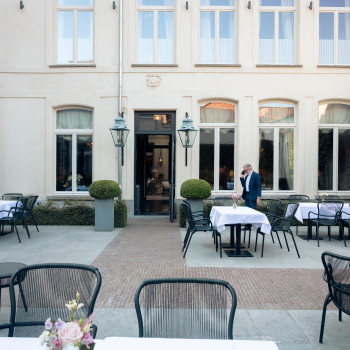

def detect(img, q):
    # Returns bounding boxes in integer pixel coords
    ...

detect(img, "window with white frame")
[137,0,174,64]
[259,0,295,64]
[56,0,94,64]
[199,0,236,64]
[319,1,350,65]
[258,102,295,191]
[199,101,236,191]
[55,109,93,192]
[318,103,350,191]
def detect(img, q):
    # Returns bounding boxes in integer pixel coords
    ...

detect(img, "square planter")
[95,199,114,231]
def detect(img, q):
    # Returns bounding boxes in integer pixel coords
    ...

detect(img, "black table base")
[223,224,253,257]
[225,250,253,257]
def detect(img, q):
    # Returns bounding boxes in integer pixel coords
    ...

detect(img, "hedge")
[25,201,127,228]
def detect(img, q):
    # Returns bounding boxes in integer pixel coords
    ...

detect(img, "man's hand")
[257,197,261,206]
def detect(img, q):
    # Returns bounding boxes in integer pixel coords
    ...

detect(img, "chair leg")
[283,231,290,252]
[270,231,275,244]
[328,226,331,241]
[289,231,300,258]
[339,308,342,322]
[255,230,259,252]
[340,223,347,247]
[316,223,320,247]
[183,231,195,258]
[22,219,30,239]
[319,294,331,343]
[182,226,192,251]
[248,227,251,249]
[13,222,21,243]
[261,233,265,258]
[276,232,283,249]
[217,232,222,258]
[32,214,39,232]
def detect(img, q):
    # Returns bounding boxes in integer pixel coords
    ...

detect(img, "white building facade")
[1,0,350,218]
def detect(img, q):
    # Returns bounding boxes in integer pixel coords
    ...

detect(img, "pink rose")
[58,322,83,347]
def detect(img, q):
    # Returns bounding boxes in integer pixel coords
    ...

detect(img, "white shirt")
[245,172,252,192]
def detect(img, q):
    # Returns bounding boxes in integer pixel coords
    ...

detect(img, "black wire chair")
[182,201,222,258]
[22,195,39,232]
[134,278,237,339]
[2,193,23,200]
[308,201,345,247]
[0,263,102,338]
[319,251,350,344]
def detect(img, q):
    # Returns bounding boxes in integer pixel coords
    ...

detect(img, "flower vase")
[233,201,237,209]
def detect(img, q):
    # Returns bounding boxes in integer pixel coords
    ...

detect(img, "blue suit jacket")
[240,171,262,201]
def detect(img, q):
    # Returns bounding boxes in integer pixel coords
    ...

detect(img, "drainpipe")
[118,0,123,193]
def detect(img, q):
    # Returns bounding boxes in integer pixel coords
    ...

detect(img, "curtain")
[319,13,334,64]
[339,13,350,64]
[320,104,350,124]
[158,12,174,63]
[259,12,274,64]
[57,11,74,64]
[219,11,235,63]
[57,109,93,129]
[77,11,93,62]
[279,129,294,191]
[200,103,235,123]
[138,12,154,63]
[279,12,294,64]
[200,12,215,63]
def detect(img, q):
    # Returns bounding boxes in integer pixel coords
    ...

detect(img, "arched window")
[318,102,350,191]
[258,101,295,191]
[55,108,93,192]
[199,101,236,191]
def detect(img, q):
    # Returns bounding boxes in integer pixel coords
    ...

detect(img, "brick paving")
[93,217,329,311]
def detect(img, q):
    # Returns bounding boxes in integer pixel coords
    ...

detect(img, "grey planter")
[187,199,204,213]
[95,199,114,231]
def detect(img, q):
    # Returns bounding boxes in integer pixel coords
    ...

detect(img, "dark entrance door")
[134,112,175,218]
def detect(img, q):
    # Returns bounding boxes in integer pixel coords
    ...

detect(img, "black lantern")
[110,113,130,148]
[177,112,198,166]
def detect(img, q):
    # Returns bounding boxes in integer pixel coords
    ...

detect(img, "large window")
[259,102,295,191]
[137,0,174,64]
[319,1,350,65]
[259,0,295,64]
[318,103,350,191]
[56,109,93,192]
[199,101,235,191]
[56,0,94,64]
[200,0,236,64]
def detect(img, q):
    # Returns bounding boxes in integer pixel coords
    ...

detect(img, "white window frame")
[199,2,236,64]
[54,108,93,194]
[259,3,295,64]
[319,4,350,65]
[136,1,175,64]
[199,101,237,192]
[56,1,95,64]
[258,102,296,192]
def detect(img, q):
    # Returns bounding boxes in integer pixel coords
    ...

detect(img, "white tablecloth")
[0,200,18,219]
[0,336,279,350]
[210,206,271,235]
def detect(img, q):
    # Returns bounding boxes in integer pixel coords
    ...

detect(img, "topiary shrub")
[180,179,211,199]
[89,180,121,199]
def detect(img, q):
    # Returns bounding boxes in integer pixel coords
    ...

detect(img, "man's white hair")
[243,163,252,169]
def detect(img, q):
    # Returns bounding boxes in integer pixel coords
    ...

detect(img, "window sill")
[317,65,350,68]
[256,64,303,68]
[131,64,178,67]
[48,194,93,200]
[49,64,96,68]
[195,64,241,67]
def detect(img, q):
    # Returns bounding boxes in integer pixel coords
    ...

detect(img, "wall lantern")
[20,1,24,9]
[110,112,130,148]
[309,1,313,10]
[177,112,198,166]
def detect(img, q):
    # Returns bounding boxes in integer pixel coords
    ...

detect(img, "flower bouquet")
[39,292,95,350]
[320,192,328,201]
[232,193,240,209]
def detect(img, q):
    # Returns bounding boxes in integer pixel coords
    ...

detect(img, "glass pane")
[338,13,350,64]
[260,0,294,5]
[56,135,72,191]
[279,12,294,64]
[200,102,235,123]
[77,11,93,62]
[259,12,275,64]
[339,129,350,190]
[200,12,215,63]
[259,102,294,123]
[138,12,154,63]
[57,109,93,129]
[259,129,274,191]
[77,135,93,191]
[158,12,173,63]
[219,12,235,63]
[219,129,234,190]
[200,129,214,189]
[319,103,350,124]
[137,114,172,131]
[139,0,174,5]
[57,11,73,64]
[320,0,349,7]
[319,13,334,64]
[318,129,333,190]
[58,0,93,5]
[279,128,294,190]
[200,0,235,5]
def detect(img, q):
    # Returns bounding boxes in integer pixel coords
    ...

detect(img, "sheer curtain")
[57,109,93,129]
[339,13,350,64]
[200,12,215,63]
[279,12,294,64]
[138,12,154,63]
[279,129,294,190]
[320,104,350,124]
[319,13,334,64]
[77,11,93,62]
[158,12,174,63]
[219,12,235,63]
[259,12,274,64]
[57,11,73,63]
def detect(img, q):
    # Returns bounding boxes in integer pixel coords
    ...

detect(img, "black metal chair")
[339,208,350,240]
[319,251,350,344]
[308,201,345,247]
[182,201,222,258]
[256,203,300,258]
[2,193,23,200]
[316,195,341,201]
[134,278,237,339]
[0,198,30,242]
[0,263,102,338]
[22,195,39,232]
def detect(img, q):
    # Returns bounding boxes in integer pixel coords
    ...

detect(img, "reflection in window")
[338,129,350,190]
[318,129,333,191]
[56,135,72,191]
[259,129,274,191]
[219,129,234,190]
[259,102,294,123]
[279,128,294,190]
[200,129,214,188]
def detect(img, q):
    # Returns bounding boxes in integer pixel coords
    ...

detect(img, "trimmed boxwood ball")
[89,180,121,199]
[180,179,211,199]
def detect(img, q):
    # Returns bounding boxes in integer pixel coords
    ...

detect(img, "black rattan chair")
[308,201,345,247]
[182,201,222,258]
[22,195,39,232]
[134,278,237,339]
[2,193,23,200]
[319,251,350,343]
[0,263,102,338]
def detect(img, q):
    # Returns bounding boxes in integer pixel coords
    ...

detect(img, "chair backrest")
[268,199,281,215]
[8,198,29,221]
[321,251,350,313]
[317,201,343,218]
[134,278,237,339]
[181,201,195,230]
[272,203,299,231]
[2,193,23,200]
[316,195,341,201]
[23,195,38,217]
[7,263,102,337]
[213,197,232,206]
[288,195,309,202]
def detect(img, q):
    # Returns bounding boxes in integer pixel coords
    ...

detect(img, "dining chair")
[22,195,39,232]
[134,277,237,339]
[1,193,23,200]
[0,263,102,338]
[339,207,350,240]
[308,201,345,247]
[288,195,309,236]
[319,251,350,344]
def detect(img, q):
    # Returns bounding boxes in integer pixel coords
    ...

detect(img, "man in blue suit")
[240,163,262,209]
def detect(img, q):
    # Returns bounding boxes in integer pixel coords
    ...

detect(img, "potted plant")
[180,179,211,213]
[89,180,121,231]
